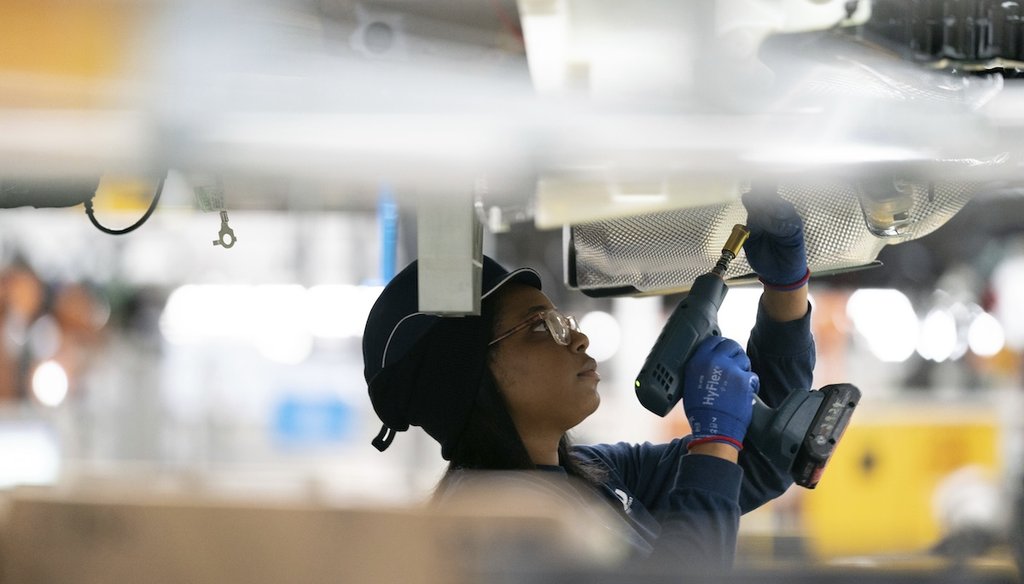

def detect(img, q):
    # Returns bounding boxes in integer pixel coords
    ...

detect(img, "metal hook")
[213,210,236,248]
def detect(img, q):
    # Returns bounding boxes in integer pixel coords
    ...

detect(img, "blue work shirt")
[442,301,815,569]
[573,300,816,567]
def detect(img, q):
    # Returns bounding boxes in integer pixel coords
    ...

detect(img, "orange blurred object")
[0,0,142,108]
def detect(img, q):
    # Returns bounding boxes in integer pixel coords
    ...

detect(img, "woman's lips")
[578,358,600,380]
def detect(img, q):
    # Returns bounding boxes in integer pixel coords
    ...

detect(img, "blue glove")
[741,186,809,290]
[683,337,758,451]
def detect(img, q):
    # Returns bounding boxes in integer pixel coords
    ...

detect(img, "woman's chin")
[583,390,601,417]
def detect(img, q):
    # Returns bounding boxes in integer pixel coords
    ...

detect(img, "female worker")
[362,192,814,569]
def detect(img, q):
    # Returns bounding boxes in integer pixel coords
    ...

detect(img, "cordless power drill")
[634,225,860,489]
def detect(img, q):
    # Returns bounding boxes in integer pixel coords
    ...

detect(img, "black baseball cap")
[363,255,542,456]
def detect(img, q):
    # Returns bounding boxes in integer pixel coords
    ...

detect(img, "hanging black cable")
[84,174,165,235]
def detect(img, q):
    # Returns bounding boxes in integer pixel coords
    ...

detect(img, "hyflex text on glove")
[682,337,759,451]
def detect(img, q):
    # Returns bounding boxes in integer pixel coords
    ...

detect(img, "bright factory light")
[32,360,69,407]
[162,284,385,345]
[718,288,763,349]
[252,285,313,365]
[307,285,384,339]
[847,289,918,363]
[580,310,621,362]
[968,312,1005,357]
[0,423,60,488]
[160,283,389,364]
[918,308,958,362]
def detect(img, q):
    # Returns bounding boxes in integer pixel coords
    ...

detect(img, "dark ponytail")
[437,369,606,496]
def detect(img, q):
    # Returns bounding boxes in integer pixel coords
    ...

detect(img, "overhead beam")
[416,191,483,314]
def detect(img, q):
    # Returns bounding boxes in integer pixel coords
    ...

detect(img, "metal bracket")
[416,193,482,314]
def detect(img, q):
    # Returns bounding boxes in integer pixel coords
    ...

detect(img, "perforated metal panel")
[568,180,978,296]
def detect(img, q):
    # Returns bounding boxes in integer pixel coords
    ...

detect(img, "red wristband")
[687,435,744,452]
[759,268,810,292]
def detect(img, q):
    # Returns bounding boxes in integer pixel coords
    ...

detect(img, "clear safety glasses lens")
[544,311,579,345]
[489,309,581,347]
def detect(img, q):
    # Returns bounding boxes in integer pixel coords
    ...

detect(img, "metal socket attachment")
[712,224,751,277]
[723,224,751,258]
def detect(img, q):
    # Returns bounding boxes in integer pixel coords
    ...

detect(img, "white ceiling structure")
[2,0,1024,305]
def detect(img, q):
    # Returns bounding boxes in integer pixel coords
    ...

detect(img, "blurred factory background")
[1,0,1023,582]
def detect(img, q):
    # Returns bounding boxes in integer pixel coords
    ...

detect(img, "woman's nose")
[570,329,589,353]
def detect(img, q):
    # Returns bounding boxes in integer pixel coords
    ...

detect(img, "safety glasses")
[488,309,580,347]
